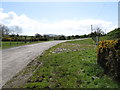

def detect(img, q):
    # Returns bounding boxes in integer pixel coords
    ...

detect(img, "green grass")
[100,36,120,41]
[100,36,114,40]
[23,39,119,88]
[99,36,108,40]
[66,39,94,45]
[2,41,47,49]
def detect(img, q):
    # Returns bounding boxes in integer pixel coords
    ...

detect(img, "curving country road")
[1,39,85,88]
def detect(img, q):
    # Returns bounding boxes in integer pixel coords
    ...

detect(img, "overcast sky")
[0,2,118,36]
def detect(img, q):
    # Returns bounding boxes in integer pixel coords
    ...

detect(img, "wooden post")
[17,37,18,45]
[10,39,12,46]
[24,36,27,43]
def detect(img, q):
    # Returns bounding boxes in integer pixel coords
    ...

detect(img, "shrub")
[97,39,120,81]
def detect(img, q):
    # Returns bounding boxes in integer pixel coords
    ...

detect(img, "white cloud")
[0,9,117,36]
[0,8,3,11]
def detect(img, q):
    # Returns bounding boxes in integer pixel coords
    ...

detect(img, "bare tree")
[95,27,104,36]
[0,24,10,37]
[90,26,104,45]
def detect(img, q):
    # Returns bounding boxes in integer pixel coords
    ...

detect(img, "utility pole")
[91,24,93,33]
[105,29,106,34]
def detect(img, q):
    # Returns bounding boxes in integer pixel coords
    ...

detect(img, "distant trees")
[35,33,42,38]
[43,35,50,41]
[33,34,50,41]
[0,23,23,42]
[0,24,22,37]
[67,36,71,40]
[2,23,106,44]
[75,35,80,39]
[66,34,90,40]
[35,33,42,41]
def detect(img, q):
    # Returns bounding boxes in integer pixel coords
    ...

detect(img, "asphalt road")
[1,39,86,88]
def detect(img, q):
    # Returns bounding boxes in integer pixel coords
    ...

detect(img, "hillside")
[107,28,120,39]
[100,28,120,40]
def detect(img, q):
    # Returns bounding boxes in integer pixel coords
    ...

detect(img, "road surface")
[1,39,86,88]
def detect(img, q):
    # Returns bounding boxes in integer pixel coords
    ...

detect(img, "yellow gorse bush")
[97,39,120,81]
[98,40,118,53]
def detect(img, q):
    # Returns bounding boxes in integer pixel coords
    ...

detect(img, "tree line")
[0,23,106,44]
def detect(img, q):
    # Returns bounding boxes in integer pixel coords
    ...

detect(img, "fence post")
[24,36,27,43]
[10,40,12,46]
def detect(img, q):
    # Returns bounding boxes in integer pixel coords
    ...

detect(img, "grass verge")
[23,39,119,88]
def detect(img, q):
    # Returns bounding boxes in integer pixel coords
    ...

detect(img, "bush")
[97,39,120,81]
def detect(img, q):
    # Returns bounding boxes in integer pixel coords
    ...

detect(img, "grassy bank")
[100,28,120,41]
[22,39,119,88]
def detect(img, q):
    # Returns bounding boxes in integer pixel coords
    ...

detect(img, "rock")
[91,76,98,80]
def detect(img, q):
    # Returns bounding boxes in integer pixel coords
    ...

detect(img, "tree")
[75,35,80,39]
[67,36,71,40]
[83,34,87,38]
[90,27,104,45]
[95,27,104,36]
[0,24,10,37]
[59,35,66,40]
[35,33,43,41]
[71,35,75,39]
[35,33,42,38]
[43,35,50,41]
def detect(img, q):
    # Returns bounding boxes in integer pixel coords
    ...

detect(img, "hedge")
[97,39,120,81]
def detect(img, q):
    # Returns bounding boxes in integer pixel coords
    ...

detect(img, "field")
[2,41,46,49]
[3,39,119,88]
